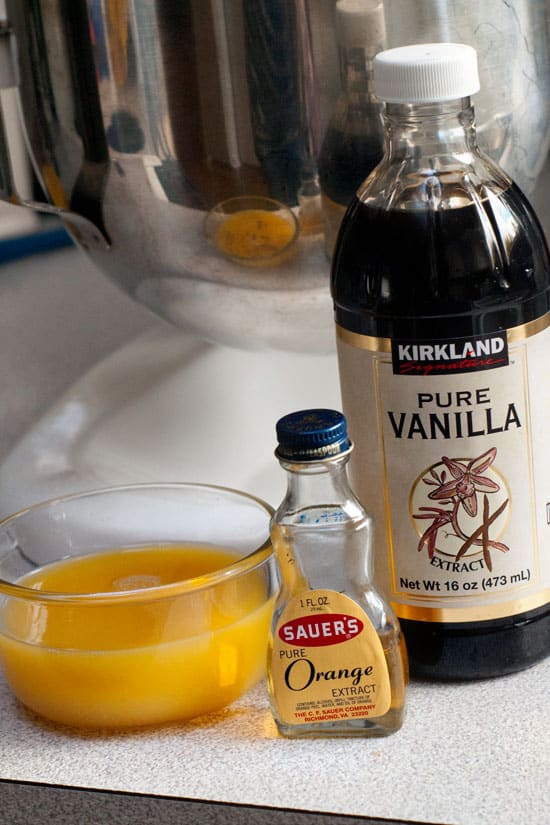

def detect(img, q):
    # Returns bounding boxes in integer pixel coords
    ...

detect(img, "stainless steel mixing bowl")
[0,1,549,351]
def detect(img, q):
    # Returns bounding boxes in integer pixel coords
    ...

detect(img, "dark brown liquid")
[332,184,550,680]
[319,128,384,207]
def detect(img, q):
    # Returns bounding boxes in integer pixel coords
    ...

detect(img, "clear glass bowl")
[0,483,277,729]
[204,195,299,267]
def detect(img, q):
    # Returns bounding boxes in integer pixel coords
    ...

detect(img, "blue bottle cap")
[275,409,352,461]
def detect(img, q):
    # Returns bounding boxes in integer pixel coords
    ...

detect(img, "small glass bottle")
[332,43,550,679]
[318,0,386,257]
[267,409,407,738]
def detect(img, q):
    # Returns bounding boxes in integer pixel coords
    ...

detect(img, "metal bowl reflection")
[1,1,549,352]
[204,196,299,268]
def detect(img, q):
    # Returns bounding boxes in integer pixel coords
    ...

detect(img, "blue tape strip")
[0,225,74,264]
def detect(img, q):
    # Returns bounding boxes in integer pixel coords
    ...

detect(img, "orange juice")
[215,209,295,263]
[0,545,274,728]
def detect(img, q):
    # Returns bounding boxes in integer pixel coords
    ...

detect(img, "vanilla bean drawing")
[413,447,509,571]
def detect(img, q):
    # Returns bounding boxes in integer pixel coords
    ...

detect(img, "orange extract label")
[270,589,391,726]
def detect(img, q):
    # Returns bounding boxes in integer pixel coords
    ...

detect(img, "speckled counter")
[1,660,549,825]
[0,243,549,825]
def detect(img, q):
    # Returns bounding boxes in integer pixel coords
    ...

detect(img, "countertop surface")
[0,239,548,825]
[1,660,549,825]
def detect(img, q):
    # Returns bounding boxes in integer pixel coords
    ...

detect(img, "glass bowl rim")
[0,482,275,605]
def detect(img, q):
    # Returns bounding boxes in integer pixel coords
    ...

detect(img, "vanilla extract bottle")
[331,43,550,679]
[318,0,385,257]
[267,409,407,738]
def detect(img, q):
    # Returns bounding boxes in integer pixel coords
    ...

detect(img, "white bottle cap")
[373,42,480,103]
[335,0,386,49]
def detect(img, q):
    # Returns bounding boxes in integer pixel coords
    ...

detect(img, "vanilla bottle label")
[270,589,391,726]
[336,317,550,622]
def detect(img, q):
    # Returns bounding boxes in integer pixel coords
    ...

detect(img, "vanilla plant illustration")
[414,447,509,571]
